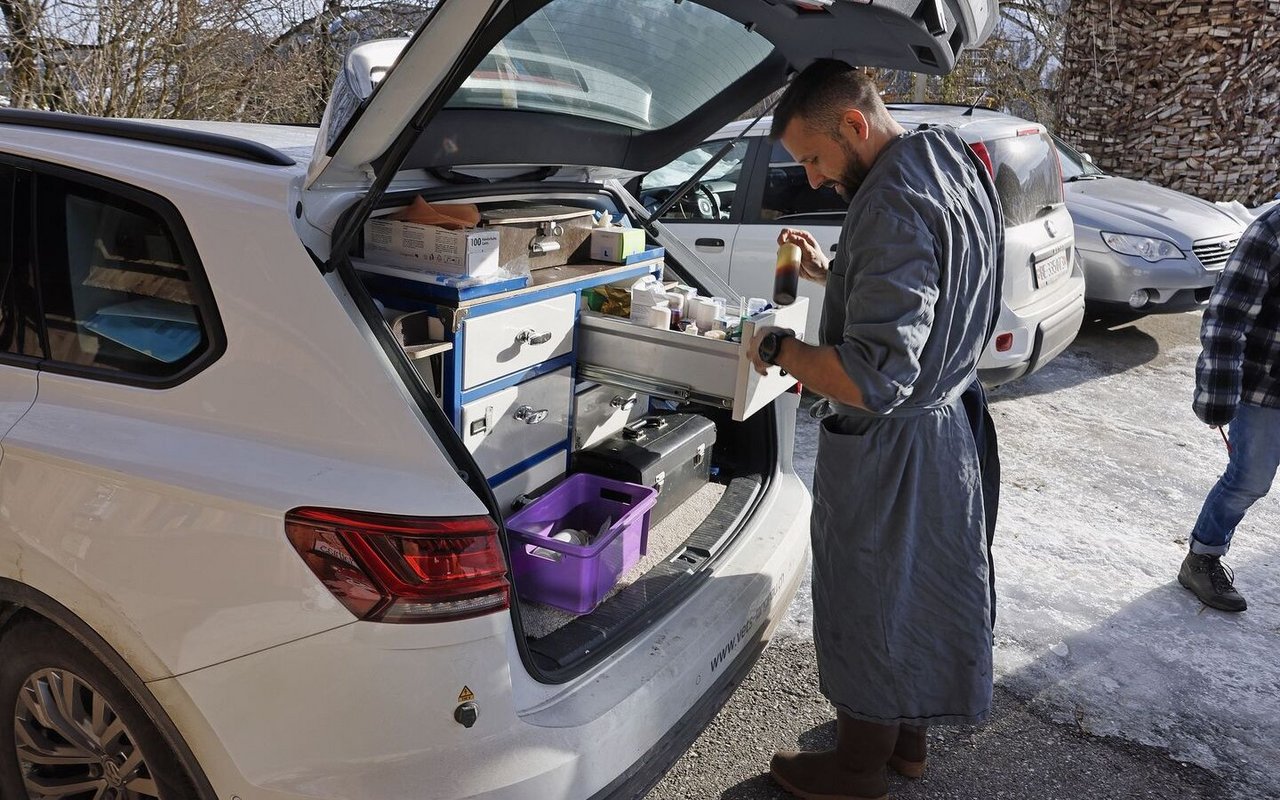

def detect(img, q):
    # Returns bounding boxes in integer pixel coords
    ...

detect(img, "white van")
[0,2,996,799]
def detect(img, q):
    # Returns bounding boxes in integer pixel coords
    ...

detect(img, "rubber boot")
[888,724,927,778]
[769,711,897,800]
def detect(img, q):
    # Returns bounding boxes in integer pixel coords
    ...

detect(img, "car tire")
[0,617,198,800]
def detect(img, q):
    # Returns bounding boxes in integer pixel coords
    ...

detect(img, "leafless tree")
[0,0,428,122]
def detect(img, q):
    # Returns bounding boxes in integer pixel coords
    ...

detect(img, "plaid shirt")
[1193,203,1280,426]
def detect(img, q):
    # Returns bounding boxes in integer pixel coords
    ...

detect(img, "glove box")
[572,413,716,525]
[576,297,808,422]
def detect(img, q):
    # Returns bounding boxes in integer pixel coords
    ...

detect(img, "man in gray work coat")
[747,61,1000,800]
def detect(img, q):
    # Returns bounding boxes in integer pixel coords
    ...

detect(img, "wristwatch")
[758,330,794,366]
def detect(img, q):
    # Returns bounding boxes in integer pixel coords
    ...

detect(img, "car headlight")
[1100,232,1185,262]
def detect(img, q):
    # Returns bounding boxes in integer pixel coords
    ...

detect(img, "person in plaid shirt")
[1182,203,1280,612]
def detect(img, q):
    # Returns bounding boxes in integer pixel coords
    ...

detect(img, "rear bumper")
[979,269,1085,387]
[148,475,812,800]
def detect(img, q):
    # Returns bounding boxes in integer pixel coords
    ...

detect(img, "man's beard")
[829,138,871,201]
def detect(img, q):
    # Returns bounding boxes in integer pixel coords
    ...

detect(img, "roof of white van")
[712,105,1044,145]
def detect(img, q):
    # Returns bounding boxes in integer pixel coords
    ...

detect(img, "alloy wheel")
[13,667,160,800]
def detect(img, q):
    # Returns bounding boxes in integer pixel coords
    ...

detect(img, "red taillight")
[995,332,1014,352]
[1016,127,1040,136]
[286,508,509,623]
[968,141,994,177]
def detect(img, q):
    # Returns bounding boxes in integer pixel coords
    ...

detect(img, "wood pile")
[1056,0,1279,205]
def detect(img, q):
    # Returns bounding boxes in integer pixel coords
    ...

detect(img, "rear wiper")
[1063,175,1102,183]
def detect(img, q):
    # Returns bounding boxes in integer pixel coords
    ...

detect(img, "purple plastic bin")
[506,473,658,614]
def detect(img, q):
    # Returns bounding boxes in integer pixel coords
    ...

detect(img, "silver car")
[1054,134,1245,312]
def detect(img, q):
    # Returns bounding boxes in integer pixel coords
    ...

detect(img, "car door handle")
[695,238,725,248]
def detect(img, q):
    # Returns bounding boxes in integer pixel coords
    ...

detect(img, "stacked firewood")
[1056,0,1279,205]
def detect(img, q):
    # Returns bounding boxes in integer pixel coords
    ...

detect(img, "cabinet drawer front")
[572,384,648,451]
[461,367,572,477]
[491,453,567,518]
[577,298,808,422]
[462,294,576,389]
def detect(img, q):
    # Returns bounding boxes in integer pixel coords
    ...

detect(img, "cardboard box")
[365,218,501,277]
[590,227,647,263]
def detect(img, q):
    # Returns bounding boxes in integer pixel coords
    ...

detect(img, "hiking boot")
[769,712,895,800]
[1178,553,1247,612]
[888,724,927,778]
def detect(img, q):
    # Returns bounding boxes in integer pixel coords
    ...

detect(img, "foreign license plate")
[1034,249,1070,288]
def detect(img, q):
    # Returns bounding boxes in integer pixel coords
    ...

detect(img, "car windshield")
[984,132,1065,226]
[1054,134,1106,180]
[640,141,746,191]
[444,0,773,131]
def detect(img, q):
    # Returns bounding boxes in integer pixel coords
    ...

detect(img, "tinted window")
[33,174,214,379]
[984,132,1064,226]
[1053,135,1105,181]
[760,142,847,222]
[0,167,42,358]
[639,139,748,221]
[445,0,773,131]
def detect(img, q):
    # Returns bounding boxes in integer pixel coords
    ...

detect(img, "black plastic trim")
[0,108,295,167]
[0,580,219,800]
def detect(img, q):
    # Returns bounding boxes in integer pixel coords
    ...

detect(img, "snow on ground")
[779,314,1280,798]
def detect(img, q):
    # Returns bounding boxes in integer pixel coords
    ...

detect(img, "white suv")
[640,104,1086,385]
[0,2,996,799]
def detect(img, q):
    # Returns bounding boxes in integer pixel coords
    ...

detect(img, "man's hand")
[747,325,793,376]
[778,228,830,285]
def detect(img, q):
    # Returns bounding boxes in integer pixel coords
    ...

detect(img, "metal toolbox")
[572,413,716,525]
[480,205,596,272]
[576,297,808,422]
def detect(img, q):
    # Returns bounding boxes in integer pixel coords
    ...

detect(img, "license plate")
[1034,249,1070,288]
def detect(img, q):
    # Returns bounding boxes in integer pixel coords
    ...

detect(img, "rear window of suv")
[981,132,1063,227]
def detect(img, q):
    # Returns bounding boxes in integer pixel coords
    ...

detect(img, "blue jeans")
[1190,403,1280,555]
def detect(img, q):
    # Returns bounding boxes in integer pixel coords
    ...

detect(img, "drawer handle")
[517,328,553,346]
[514,405,549,424]
[610,395,637,411]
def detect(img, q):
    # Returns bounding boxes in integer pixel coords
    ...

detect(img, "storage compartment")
[460,293,576,389]
[460,366,572,476]
[480,205,597,272]
[573,413,715,525]
[572,382,649,451]
[576,297,809,421]
[506,474,658,614]
[492,453,566,517]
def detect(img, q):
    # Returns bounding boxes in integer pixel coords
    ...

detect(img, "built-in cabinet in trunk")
[356,190,805,668]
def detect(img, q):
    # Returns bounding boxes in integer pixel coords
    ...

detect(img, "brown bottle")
[773,243,801,306]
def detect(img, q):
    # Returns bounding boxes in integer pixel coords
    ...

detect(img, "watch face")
[759,332,778,364]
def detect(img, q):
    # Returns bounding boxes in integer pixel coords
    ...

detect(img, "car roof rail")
[0,108,295,167]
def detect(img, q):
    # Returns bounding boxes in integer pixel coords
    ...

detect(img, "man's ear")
[842,109,869,141]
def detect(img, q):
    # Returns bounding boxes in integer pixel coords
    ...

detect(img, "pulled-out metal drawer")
[576,298,808,422]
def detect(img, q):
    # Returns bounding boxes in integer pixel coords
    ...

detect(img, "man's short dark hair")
[769,59,884,140]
